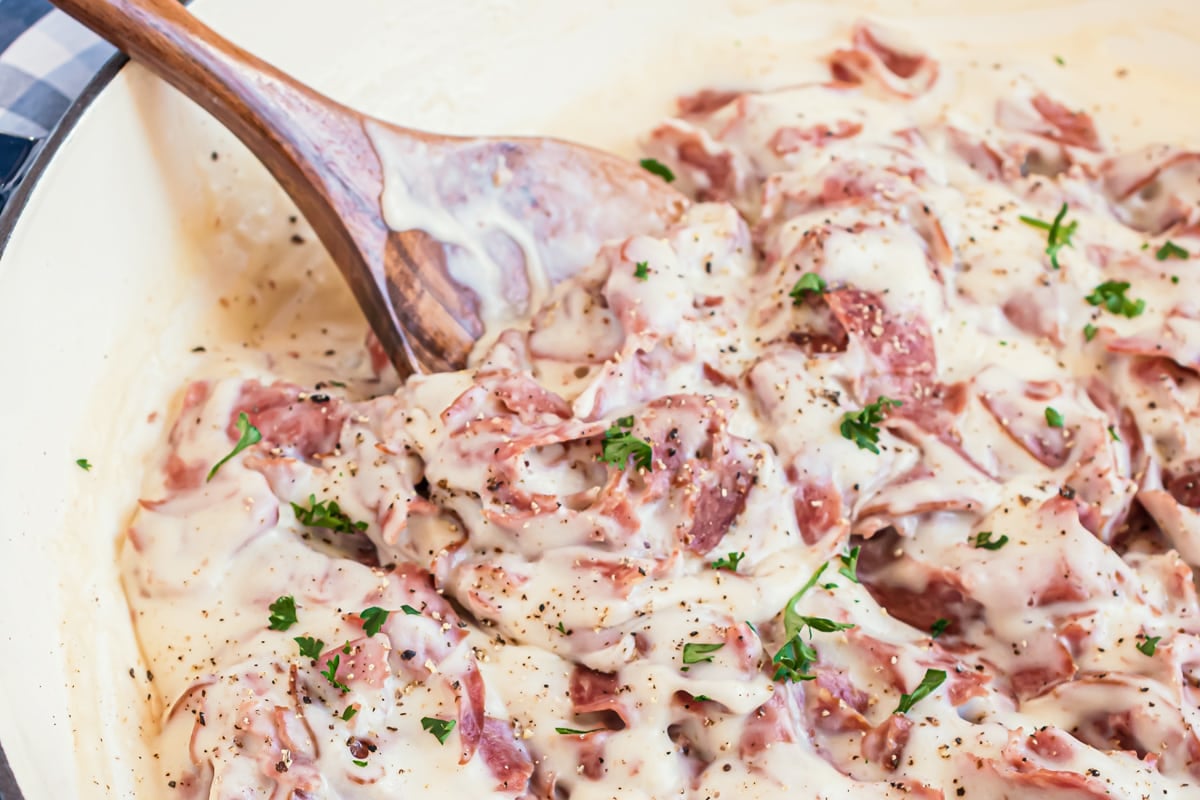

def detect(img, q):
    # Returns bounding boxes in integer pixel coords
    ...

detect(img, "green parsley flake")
[772,563,856,683]
[794,615,854,634]
[639,158,675,183]
[598,415,653,471]
[359,607,389,637]
[1083,323,1098,342]
[268,595,298,631]
[789,272,827,304]
[973,531,1009,551]
[341,706,358,721]
[794,562,829,603]
[840,396,902,455]
[837,546,860,583]
[75,458,92,471]
[930,618,950,638]
[206,412,262,481]
[772,633,818,683]
[1108,425,1121,442]
[1045,407,1064,428]
[555,727,604,735]
[1137,636,1161,656]
[400,604,422,616]
[321,654,350,693]
[1156,241,1189,261]
[634,261,650,280]
[294,636,325,660]
[421,716,456,744]
[895,668,947,714]
[352,759,368,767]
[1019,202,1077,270]
[556,621,568,635]
[682,642,725,665]
[711,551,746,572]
[1086,280,1145,318]
[291,494,368,534]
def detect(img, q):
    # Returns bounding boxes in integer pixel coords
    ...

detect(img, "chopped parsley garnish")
[1019,202,1077,269]
[895,668,947,714]
[75,458,92,471]
[776,613,854,681]
[1156,241,1189,261]
[268,595,298,631]
[692,694,712,702]
[837,546,860,583]
[555,727,604,735]
[789,272,827,304]
[291,494,368,534]
[1086,280,1145,318]
[556,621,568,635]
[1107,425,1121,442]
[1083,323,1098,342]
[973,531,1009,550]
[772,563,855,683]
[1054,55,1065,65]
[634,261,650,280]
[341,706,358,721]
[400,604,421,616]
[711,551,746,572]
[840,396,902,454]
[206,412,261,481]
[796,562,829,601]
[639,158,675,182]
[294,636,325,660]
[772,633,818,683]
[930,618,950,638]
[793,615,854,634]
[598,415,653,471]
[359,607,389,637]
[682,642,725,665]
[1137,636,1161,656]
[321,655,349,693]
[421,717,456,744]
[1045,407,1064,428]
[352,759,368,767]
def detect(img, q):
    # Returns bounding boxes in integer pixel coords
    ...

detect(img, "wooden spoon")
[51,0,686,375]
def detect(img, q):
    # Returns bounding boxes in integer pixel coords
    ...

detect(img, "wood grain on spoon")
[51,0,685,375]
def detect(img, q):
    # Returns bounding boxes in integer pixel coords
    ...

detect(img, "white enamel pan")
[0,1,1195,797]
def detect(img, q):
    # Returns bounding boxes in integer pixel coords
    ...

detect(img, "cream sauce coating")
[123,17,1200,800]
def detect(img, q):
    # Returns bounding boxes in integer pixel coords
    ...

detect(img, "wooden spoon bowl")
[52,0,687,375]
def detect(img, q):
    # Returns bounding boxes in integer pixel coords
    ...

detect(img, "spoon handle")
[51,0,372,196]
[50,0,427,374]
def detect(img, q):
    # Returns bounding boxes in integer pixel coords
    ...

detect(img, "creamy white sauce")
[102,6,1200,800]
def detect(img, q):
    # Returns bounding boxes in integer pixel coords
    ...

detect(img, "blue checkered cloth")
[0,0,111,138]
